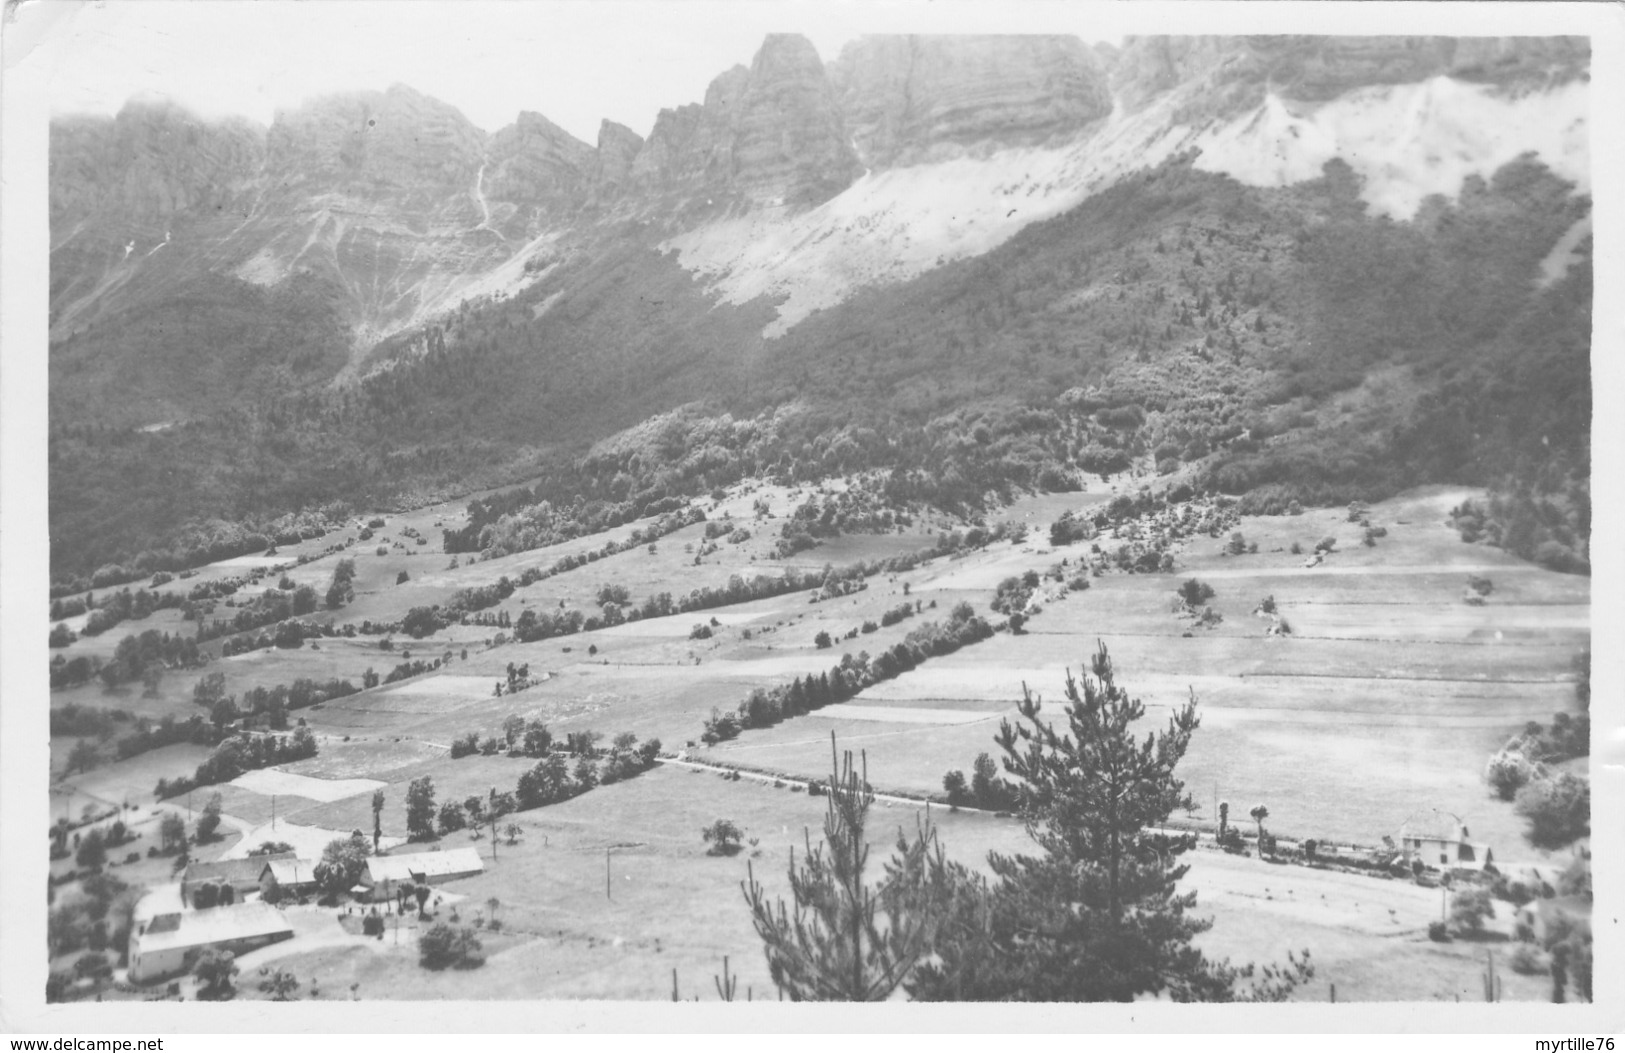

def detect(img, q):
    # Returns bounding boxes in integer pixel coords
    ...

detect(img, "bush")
[1515,773,1590,850]
[418,923,484,970]
[1450,888,1495,935]
[1509,944,1544,975]
[1177,579,1215,607]
[1427,920,1451,943]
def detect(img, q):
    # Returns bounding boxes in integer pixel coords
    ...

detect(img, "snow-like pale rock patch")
[1191,77,1589,220]
[229,768,386,803]
[666,77,1588,337]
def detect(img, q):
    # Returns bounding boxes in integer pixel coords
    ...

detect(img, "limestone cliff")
[830,35,1114,166]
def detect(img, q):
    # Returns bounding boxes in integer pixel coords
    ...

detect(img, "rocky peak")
[623,34,859,207]
[265,83,486,194]
[731,33,860,204]
[592,119,645,197]
[487,110,594,212]
[50,100,264,235]
[830,35,1114,167]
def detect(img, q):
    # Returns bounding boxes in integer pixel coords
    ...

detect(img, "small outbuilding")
[359,847,484,902]
[127,902,293,984]
[181,853,296,907]
[258,858,319,898]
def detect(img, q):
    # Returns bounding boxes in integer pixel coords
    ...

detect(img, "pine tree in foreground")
[741,733,942,1001]
[907,640,1313,1002]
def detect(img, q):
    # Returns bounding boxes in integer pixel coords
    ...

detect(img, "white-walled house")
[127,902,293,984]
[1398,810,1493,872]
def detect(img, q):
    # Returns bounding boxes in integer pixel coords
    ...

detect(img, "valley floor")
[48,483,1589,1001]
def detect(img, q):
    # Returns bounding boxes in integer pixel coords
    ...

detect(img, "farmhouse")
[1398,811,1493,872]
[360,847,484,901]
[181,853,295,906]
[127,902,293,984]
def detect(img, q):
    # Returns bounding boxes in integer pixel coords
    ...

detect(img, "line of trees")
[702,602,995,744]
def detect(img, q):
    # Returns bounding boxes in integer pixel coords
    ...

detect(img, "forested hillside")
[49,149,1590,585]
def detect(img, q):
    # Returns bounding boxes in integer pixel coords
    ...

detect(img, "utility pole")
[606,848,611,900]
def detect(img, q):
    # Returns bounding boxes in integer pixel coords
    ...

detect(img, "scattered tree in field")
[65,739,101,777]
[75,828,107,868]
[437,801,467,835]
[742,736,943,1001]
[1515,772,1589,850]
[406,776,437,842]
[908,642,1312,1002]
[703,819,744,856]
[1450,888,1496,936]
[1249,805,1270,851]
[371,788,385,853]
[193,948,239,1000]
[814,630,833,649]
[159,813,187,852]
[1485,749,1541,801]
[196,793,224,842]
[1177,579,1215,608]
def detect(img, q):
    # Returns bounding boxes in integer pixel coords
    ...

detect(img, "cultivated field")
[47,482,1589,1000]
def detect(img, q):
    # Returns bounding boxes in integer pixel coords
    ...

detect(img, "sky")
[25,1,1606,143]
[29,0,1133,143]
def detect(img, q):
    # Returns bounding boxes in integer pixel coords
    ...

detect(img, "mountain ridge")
[46,34,1592,583]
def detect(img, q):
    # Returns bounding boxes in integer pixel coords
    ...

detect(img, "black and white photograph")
[1,0,1619,1033]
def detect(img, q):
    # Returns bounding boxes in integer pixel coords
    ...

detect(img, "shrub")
[689,624,713,640]
[1515,773,1590,850]
[1450,888,1495,935]
[1315,537,1337,554]
[1177,579,1215,607]
[1510,944,1544,975]
[1427,920,1451,943]
[418,923,484,970]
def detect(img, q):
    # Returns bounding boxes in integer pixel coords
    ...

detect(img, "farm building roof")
[364,847,484,884]
[261,859,318,887]
[184,853,295,887]
[134,902,291,956]
[1398,810,1469,842]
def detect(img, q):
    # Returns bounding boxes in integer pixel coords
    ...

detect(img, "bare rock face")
[627,35,859,207]
[50,100,263,235]
[486,110,595,223]
[830,35,1113,166]
[265,83,486,201]
[591,119,645,197]
[1110,35,1591,118]
[730,34,860,204]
